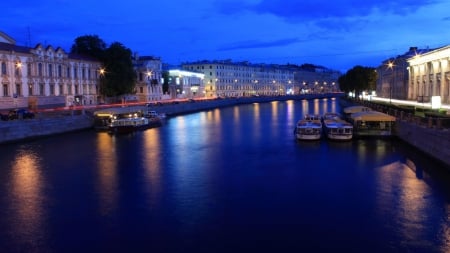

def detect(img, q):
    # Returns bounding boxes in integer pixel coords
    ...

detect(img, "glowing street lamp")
[387,61,395,104]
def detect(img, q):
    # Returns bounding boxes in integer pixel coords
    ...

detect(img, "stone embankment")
[0,94,339,144]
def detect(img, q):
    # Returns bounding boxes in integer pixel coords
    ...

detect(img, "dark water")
[0,98,449,253]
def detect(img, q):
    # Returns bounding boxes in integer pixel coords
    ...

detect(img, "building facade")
[133,55,164,102]
[0,32,101,110]
[182,60,340,97]
[376,47,431,102]
[167,69,204,99]
[407,45,450,104]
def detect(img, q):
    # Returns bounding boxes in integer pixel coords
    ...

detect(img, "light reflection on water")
[0,98,449,252]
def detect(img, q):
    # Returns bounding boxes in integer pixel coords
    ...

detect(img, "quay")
[0,93,449,168]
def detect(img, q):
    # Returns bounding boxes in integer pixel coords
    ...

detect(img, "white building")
[133,55,164,102]
[166,69,204,99]
[407,45,450,104]
[182,60,339,97]
[0,31,101,110]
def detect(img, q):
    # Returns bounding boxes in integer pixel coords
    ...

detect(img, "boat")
[93,107,153,133]
[322,116,353,140]
[347,110,396,137]
[294,114,322,140]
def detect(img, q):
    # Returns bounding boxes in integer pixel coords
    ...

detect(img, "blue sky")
[2,0,450,72]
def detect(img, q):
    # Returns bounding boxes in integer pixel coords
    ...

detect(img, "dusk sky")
[2,0,450,72]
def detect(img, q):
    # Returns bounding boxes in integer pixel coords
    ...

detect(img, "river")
[0,97,449,253]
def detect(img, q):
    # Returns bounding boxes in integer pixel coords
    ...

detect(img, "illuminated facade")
[182,60,339,97]
[167,69,204,99]
[407,45,450,104]
[133,55,163,102]
[0,32,101,110]
[376,47,431,101]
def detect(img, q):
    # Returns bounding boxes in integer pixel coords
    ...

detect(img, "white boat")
[93,107,153,133]
[294,114,322,140]
[323,118,353,140]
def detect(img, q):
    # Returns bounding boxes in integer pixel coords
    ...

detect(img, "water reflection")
[96,132,119,216]
[9,146,47,248]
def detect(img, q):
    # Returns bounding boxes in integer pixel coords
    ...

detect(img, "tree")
[338,65,377,98]
[70,35,136,100]
[70,35,106,60]
[102,42,136,98]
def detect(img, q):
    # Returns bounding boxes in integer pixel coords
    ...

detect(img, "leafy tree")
[70,36,136,100]
[102,42,136,98]
[70,35,106,60]
[338,65,377,98]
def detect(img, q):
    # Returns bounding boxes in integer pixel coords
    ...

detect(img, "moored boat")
[294,114,322,140]
[93,107,157,133]
[322,112,353,140]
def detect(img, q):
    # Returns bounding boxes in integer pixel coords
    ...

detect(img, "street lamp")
[387,61,395,104]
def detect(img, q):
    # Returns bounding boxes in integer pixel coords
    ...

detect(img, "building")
[133,55,164,102]
[407,45,450,104]
[182,60,340,97]
[166,69,204,99]
[0,31,101,110]
[376,47,432,102]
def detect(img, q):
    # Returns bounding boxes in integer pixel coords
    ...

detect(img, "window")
[50,84,55,95]
[16,84,21,96]
[29,84,33,96]
[38,63,43,76]
[15,65,20,76]
[75,84,79,95]
[39,83,44,95]
[27,63,32,76]
[68,84,72,95]
[49,64,53,77]
[74,67,77,78]
[59,84,63,95]
[140,87,143,93]
[67,67,70,78]
[82,68,85,79]
[1,62,6,75]
[3,84,8,96]
[58,65,62,77]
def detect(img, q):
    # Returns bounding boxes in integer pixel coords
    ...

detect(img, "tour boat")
[93,107,152,133]
[323,118,353,140]
[322,112,353,140]
[294,114,322,140]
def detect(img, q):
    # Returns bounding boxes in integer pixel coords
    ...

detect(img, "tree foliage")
[70,35,136,99]
[338,65,378,97]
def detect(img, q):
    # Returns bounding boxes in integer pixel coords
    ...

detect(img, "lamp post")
[387,61,395,104]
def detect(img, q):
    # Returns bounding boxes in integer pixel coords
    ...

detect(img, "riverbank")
[0,93,341,144]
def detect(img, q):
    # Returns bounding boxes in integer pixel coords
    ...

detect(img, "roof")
[0,42,31,54]
[350,111,396,122]
[343,106,371,114]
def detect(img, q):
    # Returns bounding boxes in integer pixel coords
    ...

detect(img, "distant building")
[182,60,339,97]
[407,45,450,104]
[166,69,204,99]
[0,31,101,110]
[133,54,163,102]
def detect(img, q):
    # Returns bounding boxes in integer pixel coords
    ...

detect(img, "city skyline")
[2,0,450,72]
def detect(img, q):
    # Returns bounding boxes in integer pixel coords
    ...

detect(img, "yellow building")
[0,31,101,110]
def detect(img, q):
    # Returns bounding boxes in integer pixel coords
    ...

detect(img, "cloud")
[215,0,439,21]
[218,37,304,51]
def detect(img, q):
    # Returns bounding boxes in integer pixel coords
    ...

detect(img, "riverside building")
[182,60,340,98]
[0,31,101,110]
[166,69,205,99]
[133,55,164,102]
[376,45,450,105]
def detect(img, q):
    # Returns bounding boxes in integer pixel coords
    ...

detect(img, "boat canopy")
[343,106,371,115]
[94,107,144,117]
[350,111,396,122]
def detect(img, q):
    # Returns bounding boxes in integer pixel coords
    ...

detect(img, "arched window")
[38,63,43,76]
